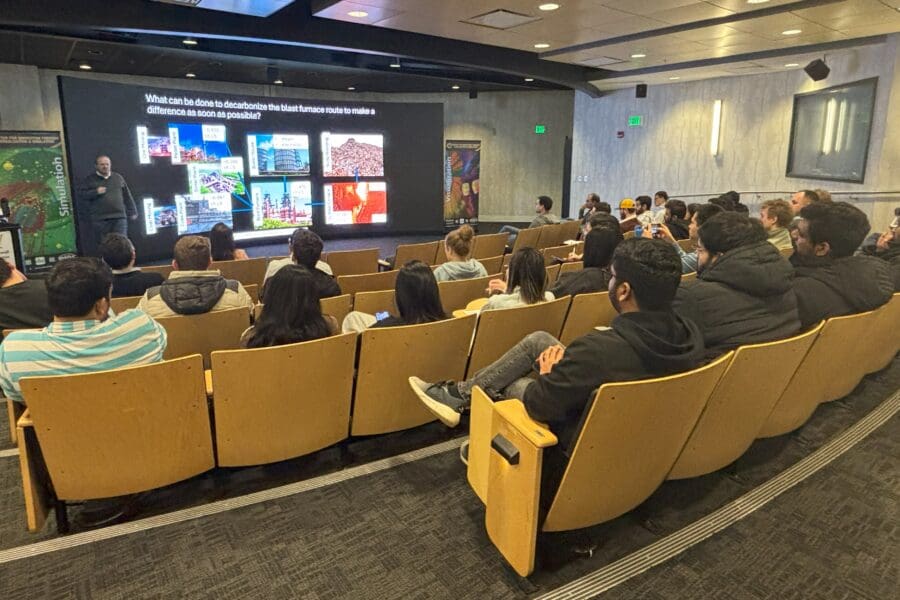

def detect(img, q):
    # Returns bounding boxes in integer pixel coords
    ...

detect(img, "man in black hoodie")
[791,202,893,328]
[673,212,800,359]
[409,238,705,455]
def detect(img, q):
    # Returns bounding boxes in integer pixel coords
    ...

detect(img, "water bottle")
[634,224,643,239]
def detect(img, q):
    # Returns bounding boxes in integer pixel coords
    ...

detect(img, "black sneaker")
[408,377,469,427]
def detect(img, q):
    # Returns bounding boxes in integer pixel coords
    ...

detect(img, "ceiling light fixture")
[631,53,647,58]
[669,76,680,80]
[182,38,198,46]
[781,29,802,35]
[710,99,723,157]
[389,59,401,68]
[347,10,368,18]
[534,43,551,49]
[746,0,770,4]
[784,63,799,67]
[273,79,283,85]
[451,85,460,90]
[78,63,92,70]
[347,86,356,91]
[538,3,560,10]
[524,77,535,82]
[185,72,196,78]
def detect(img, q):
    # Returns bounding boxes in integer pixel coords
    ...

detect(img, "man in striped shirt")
[0,257,167,404]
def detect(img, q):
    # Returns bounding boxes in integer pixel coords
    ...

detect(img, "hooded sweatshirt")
[138,270,254,318]
[523,310,705,453]
[791,254,894,328]
[673,240,800,358]
[433,259,488,282]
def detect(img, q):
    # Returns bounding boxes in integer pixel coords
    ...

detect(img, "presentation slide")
[247,133,310,176]
[321,133,384,177]
[324,182,387,225]
[251,180,313,229]
[59,77,443,261]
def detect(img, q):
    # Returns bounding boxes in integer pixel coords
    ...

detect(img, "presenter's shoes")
[408,377,469,428]
[71,494,141,529]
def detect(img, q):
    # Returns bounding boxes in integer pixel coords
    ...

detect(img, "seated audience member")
[342,260,446,332]
[0,260,52,331]
[656,203,724,273]
[595,201,612,215]
[790,189,820,216]
[618,198,639,234]
[577,193,601,221]
[98,233,164,297]
[568,213,620,261]
[138,235,253,318]
[651,191,669,224]
[483,247,554,311]
[408,238,705,466]
[433,224,488,282]
[709,195,734,212]
[210,222,249,261]
[687,203,702,222]
[242,265,338,348]
[759,199,794,251]
[859,213,900,290]
[813,188,833,204]
[549,227,621,299]
[664,199,691,240]
[499,196,560,244]
[673,212,800,358]
[791,202,894,328]
[636,195,654,226]
[263,228,340,300]
[722,190,749,215]
[0,258,166,404]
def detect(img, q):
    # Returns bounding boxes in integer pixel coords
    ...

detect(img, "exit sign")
[534,125,547,134]
[628,115,643,127]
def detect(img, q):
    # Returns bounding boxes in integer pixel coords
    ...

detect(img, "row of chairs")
[466,292,900,576]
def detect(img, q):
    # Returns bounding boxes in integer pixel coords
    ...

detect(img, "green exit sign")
[628,115,643,127]
[534,125,547,134]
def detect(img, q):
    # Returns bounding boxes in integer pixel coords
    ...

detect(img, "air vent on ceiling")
[462,9,541,30]
[150,0,293,18]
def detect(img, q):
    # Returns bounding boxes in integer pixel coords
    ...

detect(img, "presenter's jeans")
[93,217,127,248]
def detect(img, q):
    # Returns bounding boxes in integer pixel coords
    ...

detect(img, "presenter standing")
[78,155,137,252]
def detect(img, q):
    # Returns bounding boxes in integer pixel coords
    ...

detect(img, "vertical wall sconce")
[710,99,723,157]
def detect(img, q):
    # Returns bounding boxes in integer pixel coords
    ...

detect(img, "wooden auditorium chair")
[864,293,900,374]
[535,224,563,250]
[559,261,583,276]
[542,245,574,266]
[472,233,508,260]
[352,290,396,317]
[109,295,142,314]
[319,294,353,326]
[557,220,581,245]
[393,240,441,267]
[478,255,503,276]
[156,307,251,369]
[511,227,542,253]
[558,291,618,346]
[545,264,561,284]
[438,274,494,314]
[139,264,173,280]
[211,257,267,287]
[337,270,399,297]
[322,248,380,276]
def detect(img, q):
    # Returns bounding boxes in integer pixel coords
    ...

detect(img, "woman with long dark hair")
[483,247,553,311]
[210,222,249,261]
[241,265,337,348]
[549,227,622,298]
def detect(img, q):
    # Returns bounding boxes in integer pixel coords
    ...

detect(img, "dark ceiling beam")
[539,0,845,59]
[598,34,888,79]
[309,0,342,12]
[0,0,608,96]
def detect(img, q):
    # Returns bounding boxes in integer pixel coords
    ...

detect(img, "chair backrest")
[438,274,494,314]
[337,270,398,296]
[466,295,572,377]
[558,291,617,346]
[760,311,877,438]
[681,271,697,282]
[352,315,477,435]
[353,289,396,316]
[677,239,695,252]
[668,323,823,480]
[545,264,561,284]
[139,264,173,279]
[323,248,380,276]
[865,293,900,373]
[535,224,562,250]
[156,307,251,369]
[558,220,581,245]
[211,257,268,287]
[20,354,214,500]
[542,244,574,265]
[472,233,508,259]
[559,261,584,276]
[211,333,357,466]
[110,295,142,314]
[243,284,259,305]
[395,240,441,266]
[320,294,353,325]
[542,351,733,532]
[779,247,794,258]
[479,255,503,276]
[511,226,542,253]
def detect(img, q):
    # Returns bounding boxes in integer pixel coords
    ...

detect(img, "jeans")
[92,217,128,249]
[499,224,520,246]
[458,331,563,401]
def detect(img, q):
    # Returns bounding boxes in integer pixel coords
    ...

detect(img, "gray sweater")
[433,259,488,282]
[78,172,137,220]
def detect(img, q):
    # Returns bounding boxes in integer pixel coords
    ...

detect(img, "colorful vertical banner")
[0,131,78,270]
[444,140,480,230]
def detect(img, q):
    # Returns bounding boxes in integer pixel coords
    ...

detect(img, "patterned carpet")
[0,357,897,598]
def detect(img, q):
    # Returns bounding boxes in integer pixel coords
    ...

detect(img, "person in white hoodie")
[433,224,489,282]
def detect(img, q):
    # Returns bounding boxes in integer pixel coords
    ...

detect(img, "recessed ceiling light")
[746,0,770,4]
[451,85,460,90]
[273,79,283,85]
[182,38,198,46]
[784,63,799,67]
[538,3,560,10]
[347,10,368,18]
[782,29,802,35]
[631,53,647,58]
[78,63,92,70]
[534,43,551,49]
[389,61,401,68]
[347,86,356,91]
[669,76,680,80]
[524,77,535,82]
[185,72,196,78]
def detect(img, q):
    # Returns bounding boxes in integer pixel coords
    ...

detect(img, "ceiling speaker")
[804,59,830,82]
[636,84,647,98]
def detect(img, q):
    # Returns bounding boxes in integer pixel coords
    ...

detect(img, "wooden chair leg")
[54,499,70,535]
[17,412,52,532]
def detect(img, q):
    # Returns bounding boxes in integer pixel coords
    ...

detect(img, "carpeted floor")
[0,358,897,598]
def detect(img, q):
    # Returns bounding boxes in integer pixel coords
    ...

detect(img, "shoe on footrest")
[408,377,469,428]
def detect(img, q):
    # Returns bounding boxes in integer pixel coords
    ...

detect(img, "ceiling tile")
[651,2,734,25]
[599,0,703,17]
[314,1,402,23]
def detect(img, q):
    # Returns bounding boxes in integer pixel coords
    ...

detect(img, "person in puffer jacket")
[673,212,801,359]
[138,235,253,318]
[791,202,894,328]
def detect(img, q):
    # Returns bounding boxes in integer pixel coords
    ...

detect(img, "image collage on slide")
[321,132,387,225]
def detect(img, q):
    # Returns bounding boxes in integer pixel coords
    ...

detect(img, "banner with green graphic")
[0,131,77,270]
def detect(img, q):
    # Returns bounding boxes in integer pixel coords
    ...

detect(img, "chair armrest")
[17,408,33,428]
[204,370,213,397]
[493,400,558,448]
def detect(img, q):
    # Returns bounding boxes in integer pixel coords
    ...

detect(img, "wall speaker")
[804,59,830,82]
[636,84,647,98]
[469,88,478,99]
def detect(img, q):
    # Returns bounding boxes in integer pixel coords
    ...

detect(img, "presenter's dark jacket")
[0,279,52,331]
[111,269,165,298]
[790,254,894,328]
[673,240,800,359]
[77,172,137,220]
